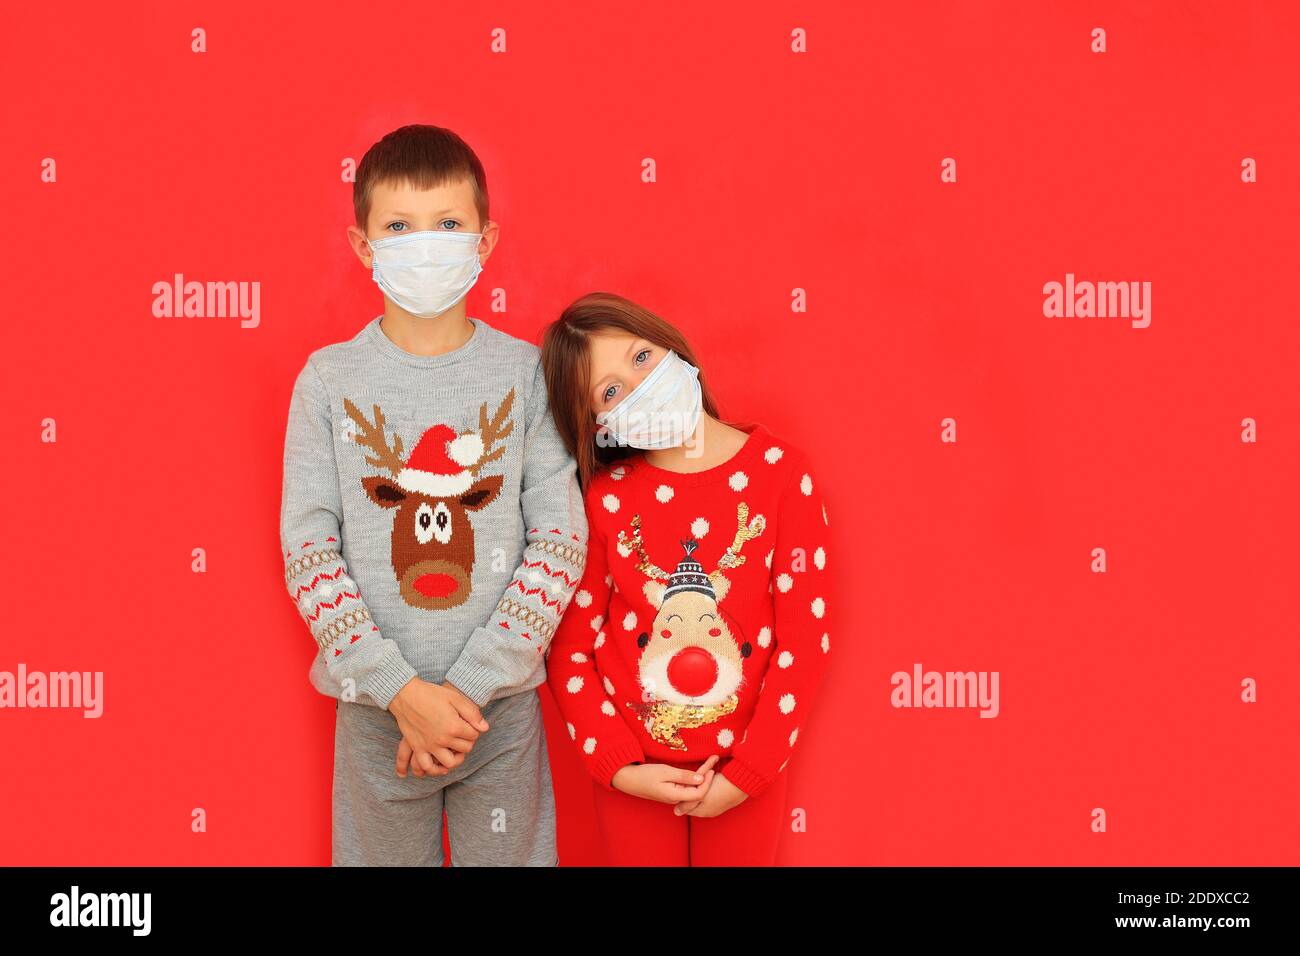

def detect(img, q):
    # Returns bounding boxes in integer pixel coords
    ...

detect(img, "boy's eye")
[440,219,459,230]
[634,349,651,365]
[388,222,407,232]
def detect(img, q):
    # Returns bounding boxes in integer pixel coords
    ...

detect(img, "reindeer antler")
[343,398,406,476]
[709,502,767,581]
[617,514,670,580]
[466,388,516,476]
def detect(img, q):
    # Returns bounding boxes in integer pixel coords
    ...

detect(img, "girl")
[540,292,833,866]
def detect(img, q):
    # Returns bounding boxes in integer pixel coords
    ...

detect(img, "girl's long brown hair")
[541,292,721,490]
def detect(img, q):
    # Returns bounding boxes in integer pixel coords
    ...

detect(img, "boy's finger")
[694,754,720,774]
[395,738,413,776]
[451,698,489,732]
[415,751,442,776]
[432,747,465,770]
[444,736,477,753]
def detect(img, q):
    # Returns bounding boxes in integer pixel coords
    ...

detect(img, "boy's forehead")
[370,175,476,217]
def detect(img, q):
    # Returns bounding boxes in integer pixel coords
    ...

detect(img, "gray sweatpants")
[331,688,557,866]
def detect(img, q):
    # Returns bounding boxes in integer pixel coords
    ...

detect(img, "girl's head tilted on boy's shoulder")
[541,292,752,488]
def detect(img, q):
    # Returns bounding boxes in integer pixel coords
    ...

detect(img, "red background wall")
[2,1,1297,865]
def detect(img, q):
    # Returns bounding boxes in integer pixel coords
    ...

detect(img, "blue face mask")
[366,230,483,318]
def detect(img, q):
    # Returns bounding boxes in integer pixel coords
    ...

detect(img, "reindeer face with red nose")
[344,390,514,611]
[618,504,766,749]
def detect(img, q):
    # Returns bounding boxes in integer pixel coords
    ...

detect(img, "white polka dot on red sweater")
[602,494,620,513]
[655,484,674,503]
[622,611,637,631]
[602,676,615,695]
[822,504,828,525]
[610,465,627,481]
[764,446,784,464]
[566,722,576,739]
[594,630,606,649]
[776,573,793,593]
[779,693,796,715]
[778,651,794,668]
[800,474,813,496]
[574,589,592,607]
[583,737,597,754]
[717,728,734,747]
[616,540,632,558]
[821,633,830,653]
[789,727,799,747]
[691,517,710,538]
[570,652,588,663]
[756,626,772,648]
[600,700,616,716]
[813,547,826,570]
[728,471,748,491]
[811,597,825,619]
[566,676,584,694]
[765,548,773,569]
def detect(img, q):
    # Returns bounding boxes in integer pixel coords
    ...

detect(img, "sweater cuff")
[718,754,773,798]
[593,740,647,791]
[361,648,420,711]
[442,647,502,708]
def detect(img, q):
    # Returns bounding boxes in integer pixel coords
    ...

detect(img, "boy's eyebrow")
[377,207,466,219]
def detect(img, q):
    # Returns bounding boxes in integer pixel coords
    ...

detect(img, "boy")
[279,124,587,866]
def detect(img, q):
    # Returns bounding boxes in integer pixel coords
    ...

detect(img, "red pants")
[590,762,789,866]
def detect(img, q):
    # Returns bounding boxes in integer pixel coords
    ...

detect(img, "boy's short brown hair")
[354,124,490,231]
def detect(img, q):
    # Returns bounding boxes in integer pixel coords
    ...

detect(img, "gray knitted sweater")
[279,315,588,709]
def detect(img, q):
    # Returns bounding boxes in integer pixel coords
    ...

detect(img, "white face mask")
[366,230,483,318]
[596,350,703,449]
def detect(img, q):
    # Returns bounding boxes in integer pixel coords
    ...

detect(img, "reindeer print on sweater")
[343,389,515,611]
[618,505,767,749]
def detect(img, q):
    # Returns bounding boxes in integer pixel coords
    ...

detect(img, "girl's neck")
[642,413,748,474]
[378,303,474,357]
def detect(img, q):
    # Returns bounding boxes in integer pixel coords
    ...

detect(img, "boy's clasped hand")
[389,678,489,778]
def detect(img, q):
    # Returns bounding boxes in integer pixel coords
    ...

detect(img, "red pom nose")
[414,573,458,598]
[667,647,718,697]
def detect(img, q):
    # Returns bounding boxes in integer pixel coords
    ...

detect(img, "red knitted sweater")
[545,423,832,798]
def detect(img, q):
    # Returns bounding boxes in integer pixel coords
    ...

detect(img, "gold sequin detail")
[627,694,739,750]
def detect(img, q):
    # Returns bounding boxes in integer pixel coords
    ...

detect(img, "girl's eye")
[388,222,406,232]
[602,385,619,404]
[440,219,458,230]
[634,349,651,365]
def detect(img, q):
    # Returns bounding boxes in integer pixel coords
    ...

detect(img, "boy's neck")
[378,302,475,357]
